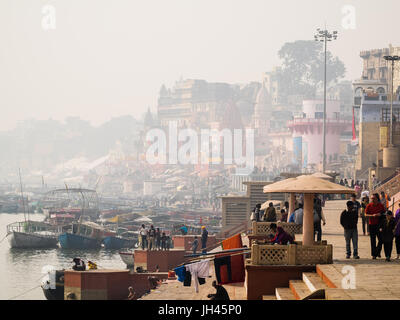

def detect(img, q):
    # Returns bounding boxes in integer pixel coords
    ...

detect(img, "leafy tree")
[276,40,346,101]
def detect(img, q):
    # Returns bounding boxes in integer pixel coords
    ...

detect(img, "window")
[382,108,400,122]
[315,112,324,119]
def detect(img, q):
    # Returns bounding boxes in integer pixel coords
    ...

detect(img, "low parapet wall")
[64,269,169,300]
[134,249,186,272]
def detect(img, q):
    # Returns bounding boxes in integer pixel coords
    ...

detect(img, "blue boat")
[58,222,104,249]
[102,236,136,249]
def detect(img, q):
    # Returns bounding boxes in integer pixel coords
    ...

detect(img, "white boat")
[119,250,134,267]
[7,221,59,249]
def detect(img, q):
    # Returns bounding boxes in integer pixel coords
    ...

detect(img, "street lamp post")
[314,28,338,173]
[383,55,400,146]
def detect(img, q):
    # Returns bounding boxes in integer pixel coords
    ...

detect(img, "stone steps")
[302,272,329,292]
[289,280,312,300]
[262,295,277,300]
[275,288,296,300]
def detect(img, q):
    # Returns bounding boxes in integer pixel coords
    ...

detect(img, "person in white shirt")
[139,224,148,250]
[294,204,304,225]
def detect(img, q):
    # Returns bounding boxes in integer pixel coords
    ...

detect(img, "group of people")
[251,201,290,223]
[139,224,172,251]
[251,196,327,242]
[341,191,400,261]
[190,226,208,254]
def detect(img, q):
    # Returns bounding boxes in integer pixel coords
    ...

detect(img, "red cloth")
[217,234,244,284]
[365,202,385,225]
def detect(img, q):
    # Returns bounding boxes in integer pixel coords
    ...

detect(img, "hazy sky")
[1,0,400,131]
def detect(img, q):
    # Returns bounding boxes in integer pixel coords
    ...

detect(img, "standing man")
[340,201,360,259]
[365,193,385,259]
[155,228,161,250]
[263,202,277,222]
[148,225,156,251]
[191,236,199,254]
[294,203,304,226]
[201,226,208,254]
[314,197,326,242]
[140,224,148,250]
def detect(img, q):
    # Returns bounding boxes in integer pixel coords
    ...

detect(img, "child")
[380,210,396,261]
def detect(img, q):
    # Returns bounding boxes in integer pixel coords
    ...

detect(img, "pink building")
[288,100,351,169]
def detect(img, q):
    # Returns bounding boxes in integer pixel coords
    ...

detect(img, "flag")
[215,234,245,284]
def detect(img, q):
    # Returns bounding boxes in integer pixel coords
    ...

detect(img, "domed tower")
[253,82,271,137]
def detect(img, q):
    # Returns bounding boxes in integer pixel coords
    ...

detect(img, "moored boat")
[7,221,59,249]
[119,250,134,267]
[58,221,113,249]
[41,269,65,300]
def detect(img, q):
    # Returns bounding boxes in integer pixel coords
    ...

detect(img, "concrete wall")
[245,265,315,300]
[64,270,169,300]
[173,235,217,251]
[133,249,186,272]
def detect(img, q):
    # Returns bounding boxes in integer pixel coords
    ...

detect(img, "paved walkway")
[141,199,400,300]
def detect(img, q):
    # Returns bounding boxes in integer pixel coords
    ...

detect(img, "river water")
[0,213,126,300]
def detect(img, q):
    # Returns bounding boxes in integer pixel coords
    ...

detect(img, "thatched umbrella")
[263,175,354,246]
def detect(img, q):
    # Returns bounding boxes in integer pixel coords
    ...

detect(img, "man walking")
[365,193,385,259]
[340,201,360,259]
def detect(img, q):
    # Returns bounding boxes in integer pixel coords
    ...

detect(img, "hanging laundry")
[185,259,210,293]
[222,233,242,250]
[216,234,245,284]
[174,265,186,282]
[183,270,192,286]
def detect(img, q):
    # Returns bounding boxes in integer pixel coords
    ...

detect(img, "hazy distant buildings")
[157,79,234,128]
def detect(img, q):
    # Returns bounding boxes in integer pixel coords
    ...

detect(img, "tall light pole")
[314,28,338,173]
[383,55,400,146]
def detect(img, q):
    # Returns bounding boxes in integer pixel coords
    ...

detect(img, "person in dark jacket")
[263,202,277,222]
[380,210,396,261]
[340,201,360,259]
[207,280,230,300]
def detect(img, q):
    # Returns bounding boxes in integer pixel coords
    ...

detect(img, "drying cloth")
[183,271,191,287]
[174,266,186,282]
[214,255,232,284]
[222,233,242,250]
[185,259,210,293]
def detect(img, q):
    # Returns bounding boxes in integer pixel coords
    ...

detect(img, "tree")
[277,40,346,100]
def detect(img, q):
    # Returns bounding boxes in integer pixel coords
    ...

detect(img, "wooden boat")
[103,231,138,249]
[7,221,59,249]
[58,222,114,249]
[119,250,134,267]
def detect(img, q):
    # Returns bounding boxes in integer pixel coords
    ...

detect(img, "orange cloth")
[221,233,242,250]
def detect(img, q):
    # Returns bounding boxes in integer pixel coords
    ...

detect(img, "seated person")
[127,286,136,300]
[269,223,294,245]
[207,280,230,300]
[148,276,162,289]
[88,261,97,270]
[72,258,86,271]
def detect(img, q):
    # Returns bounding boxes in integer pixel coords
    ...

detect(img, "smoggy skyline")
[1,0,400,131]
